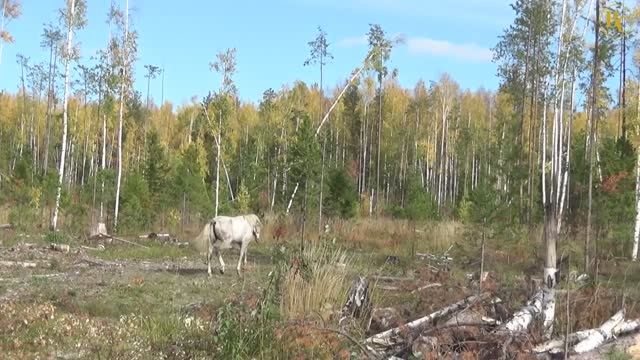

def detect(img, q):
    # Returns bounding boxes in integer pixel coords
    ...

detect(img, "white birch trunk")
[215,111,221,216]
[633,148,640,261]
[634,81,640,261]
[51,0,76,231]
[114,0,129,230]
[285,182,299,215]
[100,116,106,222]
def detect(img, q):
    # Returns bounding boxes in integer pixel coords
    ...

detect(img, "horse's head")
[248,214,262,242]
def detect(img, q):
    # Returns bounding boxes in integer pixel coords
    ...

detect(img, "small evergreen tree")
[324,167,358,219]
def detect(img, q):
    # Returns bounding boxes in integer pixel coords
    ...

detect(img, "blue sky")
[0,0,514,106]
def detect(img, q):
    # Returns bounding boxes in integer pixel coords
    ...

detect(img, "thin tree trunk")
[586,0,600,273]
[215,110,221,216]
[100,115,106,222]
[632,80,640,261]
[51,0,76,231]
[375,84,382,214]
[319,134,326,233]
[114,0,129,231]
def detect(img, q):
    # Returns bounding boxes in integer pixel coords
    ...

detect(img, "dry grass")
[280,244,354,322]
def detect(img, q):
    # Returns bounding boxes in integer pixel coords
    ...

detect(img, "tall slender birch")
[51,0,86,231]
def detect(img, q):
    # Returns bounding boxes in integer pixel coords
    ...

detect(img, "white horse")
[199,214,262,276]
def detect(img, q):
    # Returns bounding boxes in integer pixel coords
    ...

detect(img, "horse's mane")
[243,213,261,227]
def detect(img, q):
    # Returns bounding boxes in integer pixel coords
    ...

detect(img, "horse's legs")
[217,248,225,274]
[207,242,213,277]
[237,244,247,276]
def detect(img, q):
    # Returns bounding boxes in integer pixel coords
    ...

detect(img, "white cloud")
[407,37,493,62]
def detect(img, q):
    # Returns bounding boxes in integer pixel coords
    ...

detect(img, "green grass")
[96,243,197,261]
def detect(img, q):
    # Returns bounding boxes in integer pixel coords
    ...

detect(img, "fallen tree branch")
[0,224,12,230]
[411,283,442,294]
[110,235,150,249]
[81,245,105,251]
[365,293,490,354]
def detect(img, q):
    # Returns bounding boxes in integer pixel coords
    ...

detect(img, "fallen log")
[573,310,625,353]
[81,245,105,251]
[50,243,70,253]
[365,293,490,355]
[498,289,549,333]
[0,223,12,230]
[0,260,38,268]
[0,273,65,282]
[531,312,640,354]
[533,329,596,353]
[443,310,502,327]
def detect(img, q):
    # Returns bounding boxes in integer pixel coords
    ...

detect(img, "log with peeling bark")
[533,313,640,355]
[365,293,490,355]
[497,289,551,333]
[573,310,625,353]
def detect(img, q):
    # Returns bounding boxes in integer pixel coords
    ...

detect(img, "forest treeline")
[0,0,639,261]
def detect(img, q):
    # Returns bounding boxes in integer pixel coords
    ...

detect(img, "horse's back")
[211,215,253,244]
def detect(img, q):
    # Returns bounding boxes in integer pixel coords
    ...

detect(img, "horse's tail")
[210,219,219,243]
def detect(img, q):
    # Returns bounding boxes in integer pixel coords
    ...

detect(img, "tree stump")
[339,276,372,326]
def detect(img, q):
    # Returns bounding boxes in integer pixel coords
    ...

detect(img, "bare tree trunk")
[585,0,600,273]
[375,84,382,214]
[51,0,77,231]
[318,134,326,233]
[99,116,106,222]
[114,0,129,231]
[215,110,221,216]
[632,81,640,261]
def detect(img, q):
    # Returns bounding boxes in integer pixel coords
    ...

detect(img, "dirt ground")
[2,230,640,359]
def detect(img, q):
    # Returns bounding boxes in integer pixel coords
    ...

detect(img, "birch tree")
[112,0,137,231]
[40,23,63,175]
[209,48,237,216]
[51,0,86,231]
[366,24,393,213]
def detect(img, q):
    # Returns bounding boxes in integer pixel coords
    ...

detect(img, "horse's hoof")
[219,269,224,275]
